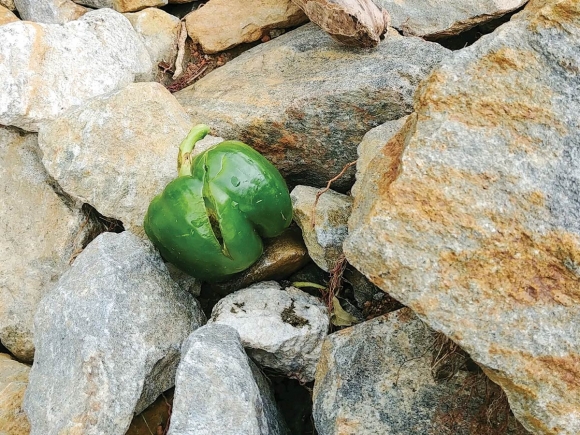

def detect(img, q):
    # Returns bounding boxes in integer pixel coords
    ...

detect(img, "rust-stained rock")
[0,354,31,435]
[175,23,450,190]
[292,0,389,47]
[113,0,166,12]
[210,227,310,295]
[375,0,528,39]
[344,1,580,433]
[185,0,307,53]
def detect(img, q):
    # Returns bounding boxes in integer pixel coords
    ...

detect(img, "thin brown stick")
[310,160,356,229]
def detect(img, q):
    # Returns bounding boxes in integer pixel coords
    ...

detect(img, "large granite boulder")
[344,1,580,433]
[0,8,151,132]
[0,127,98,362]
[175,24,450,190]
[23,231,204,435]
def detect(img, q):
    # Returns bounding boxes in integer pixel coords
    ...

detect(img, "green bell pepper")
[144,124,293,282]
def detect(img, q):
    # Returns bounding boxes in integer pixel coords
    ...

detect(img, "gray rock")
[344,1,580,433]
[168,324,289,435]
[72,0,113,7]
[124,7,180,81]
[175,23,450,190]
[291,185,353,272]
[0,8,151,132]
[210,281,329,383]
[14,0,87,24]
[166,263,202,298]
[23,231,204,435]
[351,116,408,200]
[0,127,98,362]
[314,308,495,434]
[39,82,192,233]
[375,0,528,38]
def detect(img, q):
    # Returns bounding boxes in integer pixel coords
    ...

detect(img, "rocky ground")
[1,0,578,434]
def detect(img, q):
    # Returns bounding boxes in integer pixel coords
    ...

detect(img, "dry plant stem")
[173,21,187,80]
[310,160,357,229]
[141,413,154,435]
[325,254,347,311]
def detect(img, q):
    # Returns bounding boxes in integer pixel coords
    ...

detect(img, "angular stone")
[0,127,98,362]
[209,227,310,295]
[175,24,450,190]
[291,185,353,272]
[313,308,525,435]
[185,0,307,53]
[0,0,15,11]
[0,354,31,435]
[291,0,389,48]
[375,0,528,38]
[39,82,192,232]
[210,281,329,382]
[124,8,180,81]
[23,231,204,435]
[351,116,407,200]
[344,1,580,433]
[0,5,18,24]
[14,0,87,24]
[113,0,167,13]
[168,324,289,435]
[0,9,151,132]
[72,0,113,7]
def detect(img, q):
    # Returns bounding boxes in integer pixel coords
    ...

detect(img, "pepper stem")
[177,124,211,177]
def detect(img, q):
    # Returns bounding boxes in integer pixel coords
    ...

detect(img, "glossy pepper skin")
[144,124,293,282]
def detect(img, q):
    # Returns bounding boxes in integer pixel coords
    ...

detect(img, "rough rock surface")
[185,0,307,53]
[23,231,204,435]
[0,5,18,24]
[344,1,580,433]
[114,0,166,12]
[291,185,353,271]
[0,354,31,435]
[124,8,180,81]
[39,82,192,232]
[0,127,98,362]
[375,0,528,38]
[0,0,15,10]
[175,23,450,190]
[291,0,389,47]
[209,227,310,295]
[351,116,407,199]
[168,324,289,435]
[72,0,113,7]
[14,0,87,24]
[0,8,151,132]
[314,309,464,434]
[210,281,329,382]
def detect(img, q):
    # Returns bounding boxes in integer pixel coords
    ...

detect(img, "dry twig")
[310,160,356,229]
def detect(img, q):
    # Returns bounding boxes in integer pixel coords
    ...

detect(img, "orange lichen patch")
[528,0,580,31]
[537,354,580,390]
[335,416,361,435]
[415,47,567,151]
[481,366,538,400]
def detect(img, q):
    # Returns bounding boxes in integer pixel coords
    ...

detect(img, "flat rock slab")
[314,308,502,434]
[168,324,289,435]
[23,231,204,435]
[0,354,31,435]
[375,0,528,39]
[291,185,353,272]
[185,0,307,53]
[0,8,151,132]
[39,82,192,232]
[0,127,97,362]
[210,281,329,382]
[175,23,450,190]
[345,1,580,433]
